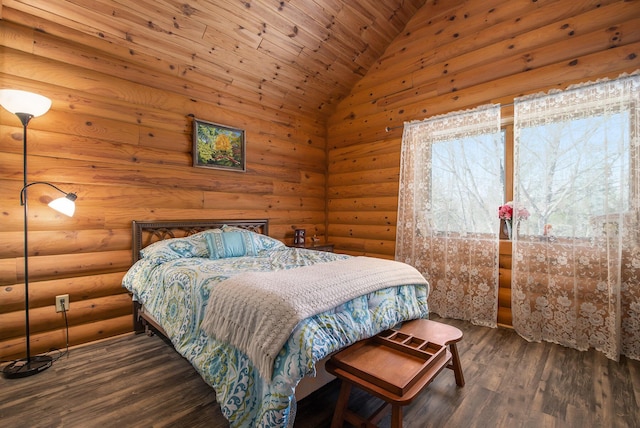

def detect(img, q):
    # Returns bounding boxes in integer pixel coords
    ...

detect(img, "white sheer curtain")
[396,104,502,327]
[512,73,640,361]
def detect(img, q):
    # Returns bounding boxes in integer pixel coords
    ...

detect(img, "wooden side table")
[293,243,334,252]
[326,320,464,428]
[307,243,334,252]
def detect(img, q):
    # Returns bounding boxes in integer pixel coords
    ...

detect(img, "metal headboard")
[131,219,269,263]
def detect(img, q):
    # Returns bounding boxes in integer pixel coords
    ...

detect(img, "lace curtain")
[512,73,640,360]
[396,104,502,327]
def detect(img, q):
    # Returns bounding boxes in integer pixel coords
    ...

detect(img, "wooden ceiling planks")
[1,0,428,119]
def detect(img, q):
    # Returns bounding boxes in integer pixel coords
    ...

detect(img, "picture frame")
[193,118,246,172]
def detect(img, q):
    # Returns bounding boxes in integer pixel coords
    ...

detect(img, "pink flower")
[498,202,513,220]
[499,202,530,220]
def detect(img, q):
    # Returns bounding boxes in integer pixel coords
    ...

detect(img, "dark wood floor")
[2,316,639,428]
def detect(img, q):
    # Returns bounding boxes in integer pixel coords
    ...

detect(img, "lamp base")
[2,355,53,379]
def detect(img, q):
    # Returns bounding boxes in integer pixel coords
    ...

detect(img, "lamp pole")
[19,112,35,370]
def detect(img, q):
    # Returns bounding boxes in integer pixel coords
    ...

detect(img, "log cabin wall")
[0,21,328,360]
[326,0,640,326]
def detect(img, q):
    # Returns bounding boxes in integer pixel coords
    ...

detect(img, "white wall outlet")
[55,294,70,312]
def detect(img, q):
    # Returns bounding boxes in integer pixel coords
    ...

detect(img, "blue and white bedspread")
[123,245,429,427]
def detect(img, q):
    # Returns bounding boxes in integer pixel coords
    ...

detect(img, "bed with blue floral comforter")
[122,226,429,427]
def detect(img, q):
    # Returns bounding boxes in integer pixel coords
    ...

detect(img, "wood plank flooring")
[1,316,639,427]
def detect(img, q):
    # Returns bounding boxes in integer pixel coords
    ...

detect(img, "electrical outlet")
[55,294,70,312]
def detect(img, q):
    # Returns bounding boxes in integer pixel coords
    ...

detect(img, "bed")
[122,219,430,428]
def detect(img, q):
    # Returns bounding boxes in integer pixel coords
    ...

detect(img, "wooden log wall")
[0,19,328,360]
[326,0,640,326]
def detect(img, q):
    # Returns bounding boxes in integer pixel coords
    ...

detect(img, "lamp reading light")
[48,194,77,217]
[20,182,77,217]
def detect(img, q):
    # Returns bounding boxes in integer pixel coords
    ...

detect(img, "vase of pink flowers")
[498,201,530,239]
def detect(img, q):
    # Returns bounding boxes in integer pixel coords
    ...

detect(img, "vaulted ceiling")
[1,0,428,119]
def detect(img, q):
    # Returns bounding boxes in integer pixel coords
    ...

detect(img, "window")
[431,132,505,234]
[515,99,634,239]
[397,104,502,327]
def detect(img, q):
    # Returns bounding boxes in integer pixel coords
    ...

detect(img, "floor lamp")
[0,89,77,379]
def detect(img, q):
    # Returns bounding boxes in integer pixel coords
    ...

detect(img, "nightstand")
[308,243,334,252]
[293,243,334,252]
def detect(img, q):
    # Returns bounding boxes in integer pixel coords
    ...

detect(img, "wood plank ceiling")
[1,0,428,119]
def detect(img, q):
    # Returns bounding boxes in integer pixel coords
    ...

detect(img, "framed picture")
[193,118,246,172]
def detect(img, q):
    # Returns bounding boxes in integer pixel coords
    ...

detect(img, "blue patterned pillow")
[140,236,204,264]
[140,228,284,263]
[206,231,259,259]
[220,226,285,253]
[186,229,222,256]
[139,228,229,263]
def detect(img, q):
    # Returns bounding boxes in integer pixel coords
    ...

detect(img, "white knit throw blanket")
[200,256,428,381]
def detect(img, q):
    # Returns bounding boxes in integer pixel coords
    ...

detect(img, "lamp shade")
[0,89,52,117]
[48,195,76,217]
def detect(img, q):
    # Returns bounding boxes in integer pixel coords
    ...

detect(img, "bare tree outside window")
[431,133,505,235]
[516,111,630,238]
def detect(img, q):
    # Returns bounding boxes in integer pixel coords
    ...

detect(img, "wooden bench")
[326,319,464,428]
